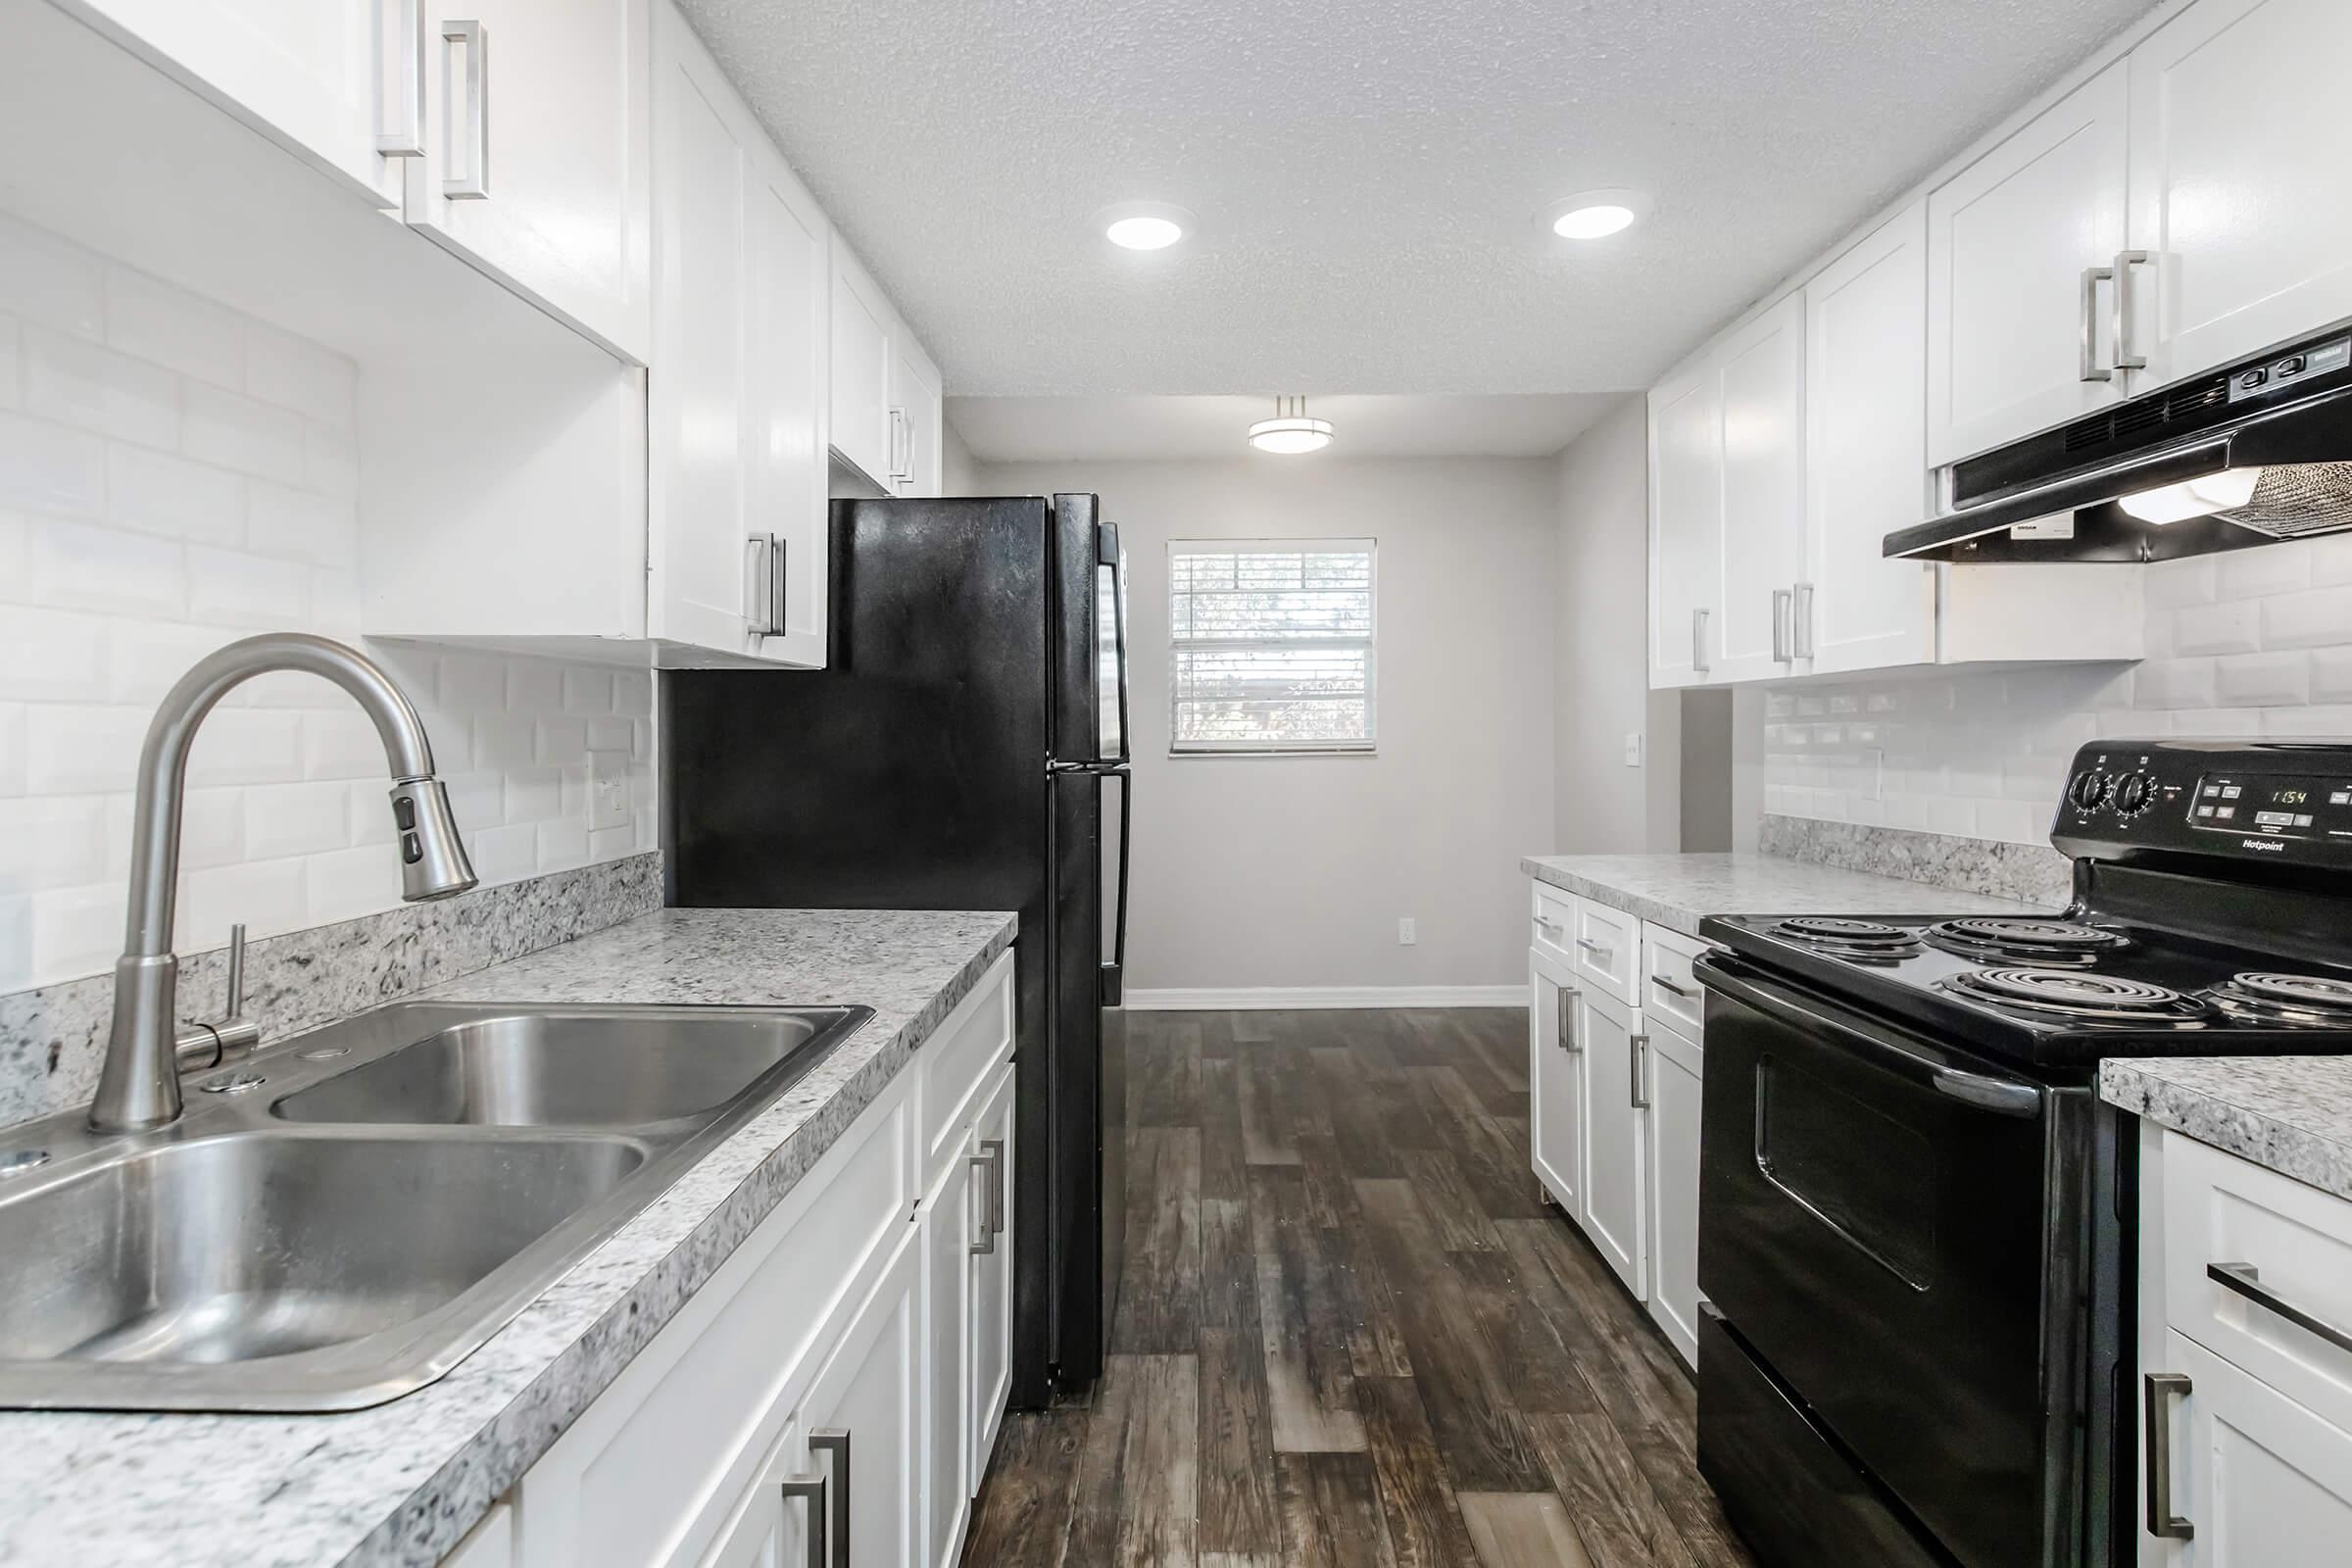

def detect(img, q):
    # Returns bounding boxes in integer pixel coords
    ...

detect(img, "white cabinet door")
[61,0,405,206]
[966,1063,1015,1492]
[1529,948,1586,1222]
[1642,1022,1703,1367]
[694,1420,822,1568]
[1713,294,1808,684]
[1648,359,1723,688]
[648,3,827,667]
[830,240,896,487]
[888,337,943,498]
[2157,1333,2352,1568]
[407,0,654,364]
[918,1128,974,1568]
[1578,984,1647,1300]
[1927,60,2130,466]
[800,1226,923,1568]
[1803,201,1937,675]
[2127,0,2352,388]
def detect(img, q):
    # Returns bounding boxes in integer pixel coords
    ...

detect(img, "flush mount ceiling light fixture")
[1248,397,1335,455]
[1096,200,1197,251]
[1541,188,1653,240]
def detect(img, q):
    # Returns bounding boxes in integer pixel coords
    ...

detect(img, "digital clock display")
[2190,773,2352,841]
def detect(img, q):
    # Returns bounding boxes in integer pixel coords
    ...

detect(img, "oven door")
[1695,953,2061,1568]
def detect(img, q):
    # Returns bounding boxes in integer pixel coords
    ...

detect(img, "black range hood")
[1886,326,2352,564]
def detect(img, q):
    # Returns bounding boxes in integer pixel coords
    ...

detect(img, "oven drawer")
[1569,897,1638,1004]
[1642,923,1707,1037]
[2163,1130,2352,1440]
[1530,881,1577,964]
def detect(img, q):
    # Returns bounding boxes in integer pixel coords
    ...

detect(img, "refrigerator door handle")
[1097,520,1131,766]
[1101,763,1131,1007]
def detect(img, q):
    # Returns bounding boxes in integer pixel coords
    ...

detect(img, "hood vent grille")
[2222,462,2352,538]
[2054,371,2231,457]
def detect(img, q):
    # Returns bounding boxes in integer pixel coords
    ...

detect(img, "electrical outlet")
[1397,917,1417,946]
[587,750,630,831]
[1624,730,1643,767]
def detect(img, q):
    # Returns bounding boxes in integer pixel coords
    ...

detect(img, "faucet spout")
[91,633,478,1133]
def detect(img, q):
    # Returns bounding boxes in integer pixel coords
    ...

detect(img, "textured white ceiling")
[679,0,2158,397]
[949,393,1620,461]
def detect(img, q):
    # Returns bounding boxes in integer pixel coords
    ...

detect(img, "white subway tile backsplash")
[2214,651,2311,708]
[2262,587,2352,651]
[2260,706,2352,738]
[2312,534,2352,588]
[2313,648,2352,704]
[2216,541,2313,602]
[2132,659,2218,710]
[2172,600,2260,657]
[0,216,653,992]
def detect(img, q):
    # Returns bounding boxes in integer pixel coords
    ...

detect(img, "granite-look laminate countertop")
[1521,852,2045,938]
[0,906,1015,1568]
[2102,1056,2352,1201]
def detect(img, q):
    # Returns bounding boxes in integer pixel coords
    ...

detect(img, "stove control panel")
[2055,741,2352,867]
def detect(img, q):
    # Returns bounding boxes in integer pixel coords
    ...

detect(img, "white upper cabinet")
[889,337,944,498]
[2126,0,2352,389]
[57,0,407,207]
[830,240,898,486]
[1926,60,2131,466]
[649,1,829,667]
[1803,202,1937,675]
[1713,295,1808,684]
[403,0,655,365]
[1647,358,1724,688]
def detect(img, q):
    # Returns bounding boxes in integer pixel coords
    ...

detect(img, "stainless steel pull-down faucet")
[90,633,477,1133]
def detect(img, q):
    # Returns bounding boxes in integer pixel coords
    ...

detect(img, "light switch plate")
[1397,917,1417,946]
[587,750,630,831]
[1624,731,1643,768]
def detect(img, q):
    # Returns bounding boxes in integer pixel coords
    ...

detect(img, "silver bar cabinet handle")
[2080,265,2115,382]
[1575,937,1611,958]
[767,536,789,637]
[377,0,425,156]
[1772,588,1792,662]
[441,21,489,200]
[1533,914,1564,937]
[2142,1372,2193,1540]
[809,1429,850,1568]
[1555,982,1579,1053]
[1692,607,1710,675]
[1630,1034,1649,1109]
[1651,973,1691,999]
[2113,250,2149,372]
[2209,1260,2352,1354]
[777,1472,828,1568]
[969,1140,1004,1254]
[1793,581,1815,661]
[744,536,773,635]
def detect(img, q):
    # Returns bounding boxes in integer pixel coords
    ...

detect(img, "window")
[1168,538,1376,755]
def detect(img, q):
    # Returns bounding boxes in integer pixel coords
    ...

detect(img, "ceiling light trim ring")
[1541,187,1654,240]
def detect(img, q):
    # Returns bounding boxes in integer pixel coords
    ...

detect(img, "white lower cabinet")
[2138,1126,2352,1566]
[1577,982,1648,1301]
[1642,1018,1704,1367]
[965,1065,1016,1485]
[1529,946,1587,1222]
[798,1229,924,1568]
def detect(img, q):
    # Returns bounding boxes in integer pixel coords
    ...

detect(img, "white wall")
[1762,541,2352,842]
[1550,396,1683,854]
[975,454,1556,997]
[0,213,655,994]
[942,421,982,497]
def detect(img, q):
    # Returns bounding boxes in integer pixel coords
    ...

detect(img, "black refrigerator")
[662,493,1131,1407]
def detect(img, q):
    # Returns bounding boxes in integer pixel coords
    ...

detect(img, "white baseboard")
[1125,985,1530,1011]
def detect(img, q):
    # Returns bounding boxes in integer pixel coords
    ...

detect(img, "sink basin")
[0,1000,871,1411]
[273,1009,835,1129]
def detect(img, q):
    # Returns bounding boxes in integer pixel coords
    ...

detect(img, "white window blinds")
[1168,539,1376,754]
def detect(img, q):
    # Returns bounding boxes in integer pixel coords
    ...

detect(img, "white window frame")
[1165,536,1379,758]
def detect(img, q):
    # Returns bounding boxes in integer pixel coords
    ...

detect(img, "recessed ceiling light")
[1248,397,1334,455]
[1096,200,1197,251]
[1542,189,1653,240]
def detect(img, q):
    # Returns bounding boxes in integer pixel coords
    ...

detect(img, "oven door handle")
[1692,954,2044,1119]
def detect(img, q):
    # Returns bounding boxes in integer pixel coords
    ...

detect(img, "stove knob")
[2068,770,2110,812]
[2111,772,2154,815]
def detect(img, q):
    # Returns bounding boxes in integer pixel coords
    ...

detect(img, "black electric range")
[1690,740,2352,1568]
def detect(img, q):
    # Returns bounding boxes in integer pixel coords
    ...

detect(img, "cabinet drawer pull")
[2113,250,2149,372]
[1792,580,1815,662]
[810,1428,851,1567]
[1630,1034,1649,1109]
[745,535,775,635]
[377,0,424,156]
[970,1139,1005,1254]
[1575,937,1612,958]
[777,1471,828,1568]
[440,20,489,201]
[1650,973,1692,999]
[1693,607,1710,675]
[1533,915,1564,936]
[2079,265,2115,383]
[768,535,789,638]
[1772,587,1792,663]
[2142,1372,2193,1541]
[2209,1260,2352,1355]
[1555,983,1580,1054]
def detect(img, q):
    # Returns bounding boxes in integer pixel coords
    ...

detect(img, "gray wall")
[971,454,1557,996]
[942,421,982,497]
[1550,396,1684,855]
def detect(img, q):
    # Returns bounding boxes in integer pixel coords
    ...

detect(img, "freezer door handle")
[1101,763,1131,1007]
[1101,521,1130,765]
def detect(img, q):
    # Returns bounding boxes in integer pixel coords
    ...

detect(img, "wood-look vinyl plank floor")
[962,1008,1757,1568]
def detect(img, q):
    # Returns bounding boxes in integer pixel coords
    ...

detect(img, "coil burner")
[1925,917,2129,966]
[1765,917,1924,963]
[2205,972,2352,1027]
[1940,967,2209,1026]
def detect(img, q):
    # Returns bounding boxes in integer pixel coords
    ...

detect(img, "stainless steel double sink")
[0,1001,870,1413]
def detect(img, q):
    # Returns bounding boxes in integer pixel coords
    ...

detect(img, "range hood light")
[2117,466,2266,525]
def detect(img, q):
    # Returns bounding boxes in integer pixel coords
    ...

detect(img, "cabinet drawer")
[515,1073,913,1568]
[1531,881,1577,963]
[1571,898,1639,1004]
[1642,923,1708,1039]
[921,953,1015,1186]
[2162,1131,2352,1439]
